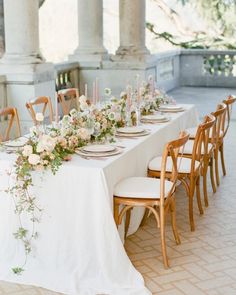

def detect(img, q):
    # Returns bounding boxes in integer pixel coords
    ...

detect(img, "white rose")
[40,134,56,152]
[80,102,89,111]
[35,113,44,122]
[79,95,87,105]
[28,154,40,165]
[22,145,33,157]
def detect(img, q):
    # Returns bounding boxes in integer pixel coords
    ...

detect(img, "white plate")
[142,114,167,121]
[76,147,122,158]
[82,144,116,153]
[141,117,170,124]
[159,105,184,111]
[116,130,150,138]
[3,137,29,147]
[117,127,145,134]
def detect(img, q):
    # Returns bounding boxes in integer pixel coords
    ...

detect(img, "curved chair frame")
[114,131,190,268]
[148,114,216,232]
[26,96,54,125]
[0,107,21,142]
[57,88,80,116]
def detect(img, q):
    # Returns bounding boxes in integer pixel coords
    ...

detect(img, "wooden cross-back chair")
[26,96,54,125]
[223,95,236,137]
[211,103,227,187]
[218,95,236,177]
[57,88,80,116]
[148,114,216,232]
[114,131,189,268]
[0,107,21,142]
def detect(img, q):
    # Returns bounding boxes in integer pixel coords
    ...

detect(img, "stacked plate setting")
[2,137,29,152]
[75,144,122,158]
[141,114,170,124]
[116,127,149,138]
[159,104,185,112]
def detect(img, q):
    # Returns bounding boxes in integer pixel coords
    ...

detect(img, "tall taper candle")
[85,83,88,98]
[55,92,59,123]
[92,82,96,104]
[95,77,99,104]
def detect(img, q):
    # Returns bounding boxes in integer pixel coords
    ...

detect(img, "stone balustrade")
[55,61,80,91]
[54,49,236,95]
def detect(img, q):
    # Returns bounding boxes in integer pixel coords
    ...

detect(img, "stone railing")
[53,50,236,94]
[148,50,181,92]
[180,49,236,88]
[54,61,80,91]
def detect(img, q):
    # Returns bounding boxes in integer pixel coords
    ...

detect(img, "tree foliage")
[147,0,236,50]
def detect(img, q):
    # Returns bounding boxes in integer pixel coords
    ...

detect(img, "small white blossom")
[35,113,44,122]
[104,88,112,96]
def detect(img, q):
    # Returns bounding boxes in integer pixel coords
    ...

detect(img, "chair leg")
[220,143,226,176]
[214,148,220,186]
[170,198,181,245]
[140,208,150,227]
[202,163,209,207]
[124,208,131,239]
[189,181,195,232]
[210,156,217,193]
[196,176,204,213]
[160,214,169,268]
[113,201,119,228]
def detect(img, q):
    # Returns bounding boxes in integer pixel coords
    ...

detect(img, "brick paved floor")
[1,88,236,294]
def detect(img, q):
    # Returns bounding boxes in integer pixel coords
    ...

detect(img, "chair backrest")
[57,88,80,116]
[223,95,236,137]
[0,107,21,142]
[211,103,227,144]
[26,96,54,125]
[160,131,190,206]
[190,114,216,174]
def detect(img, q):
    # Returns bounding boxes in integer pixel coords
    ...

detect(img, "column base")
[69,46,109,64]
[0,53,44,65]
[115,45,150,61]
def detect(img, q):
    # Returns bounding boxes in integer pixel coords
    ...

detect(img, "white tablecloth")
[0,104,198,295]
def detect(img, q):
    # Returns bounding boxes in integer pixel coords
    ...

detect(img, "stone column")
[116,0,150,57]
[70,0,108,62]
[0,0,55,134]
[1,0,42,64]
[0,0,4,56]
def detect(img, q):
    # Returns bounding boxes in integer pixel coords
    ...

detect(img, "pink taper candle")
[55,92,59,123]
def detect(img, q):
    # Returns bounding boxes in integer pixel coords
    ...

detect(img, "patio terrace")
[1,86,236,295]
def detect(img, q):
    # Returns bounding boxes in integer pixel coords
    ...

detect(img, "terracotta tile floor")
[1,115,236,293]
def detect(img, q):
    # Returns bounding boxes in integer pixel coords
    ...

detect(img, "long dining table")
[0,104,198,295]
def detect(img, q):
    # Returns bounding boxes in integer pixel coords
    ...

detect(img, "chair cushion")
[114,177,173,199]
[148,156,200,174]
[183,140,213,155]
